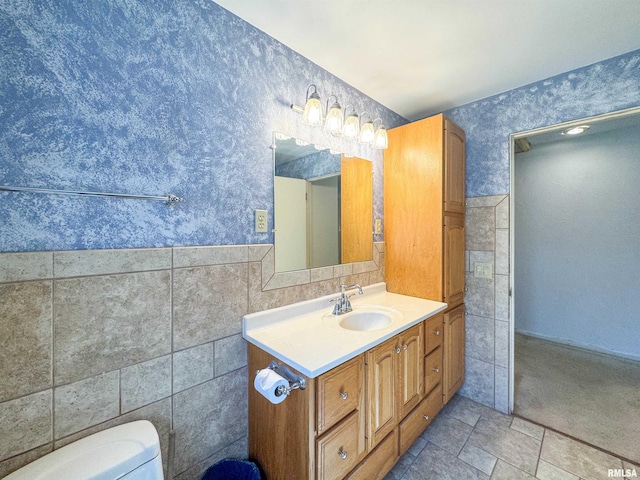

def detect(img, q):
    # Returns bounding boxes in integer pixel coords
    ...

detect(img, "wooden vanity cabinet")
[443,304,466,404]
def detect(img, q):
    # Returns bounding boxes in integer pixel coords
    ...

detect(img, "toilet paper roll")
[254,369,289,404]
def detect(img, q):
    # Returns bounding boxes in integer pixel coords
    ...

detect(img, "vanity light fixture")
[373,118,388,150]
[561,125,590,136]
[359,113,375,145]
[343,106,360,139]
[302,84,323,127]
[324,96,344,135]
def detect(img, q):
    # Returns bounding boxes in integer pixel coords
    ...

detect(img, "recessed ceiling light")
[561,125,590,136]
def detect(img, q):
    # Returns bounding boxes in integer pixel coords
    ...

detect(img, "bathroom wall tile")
[466,206,496,251]
[495,274,509,321]
[260,247,275,288]
[263,269,310,290]
[496,197,509,229]
[173,368,248,475]
[54,271,171,385]
[173,343,214,393]
[173,264,248,350]
[454,396,513,429]
[120,355,171,413]
[465,315,495,364]
[465,274,495,319]
[214,334,248,377]
[371,253,385,284]
[352,260,377,274]
[495,320,510,368]
[53,248,170,278]
[494,366,509,414]
[495,229,509,275]
[173,245,248,268]
[459,357,495,408]
[466,195,507,208]
[0,444,53,478]
[54,372,120,439]
[174,436,248,480]
[0,252,53,283]
[465,250,471,272]
[248,244,271,262]
[310,266,334,283]
[0,281,52,402]
[0,390,52,462]
[469,251,495,275]
[333,262,353,278]
[54,398,172,477]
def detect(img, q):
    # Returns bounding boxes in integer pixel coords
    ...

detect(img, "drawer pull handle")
[403,344,408,350]
[338,449,348,460]
[396,347,401,354]
[423,415,430,421]
[434,330,441,336]
[340,392,348,400]
[433,367,440,373]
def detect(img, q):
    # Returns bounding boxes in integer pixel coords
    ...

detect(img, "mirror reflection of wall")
[273,133,373,273]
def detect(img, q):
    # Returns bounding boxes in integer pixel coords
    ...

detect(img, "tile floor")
[384,395,639,480]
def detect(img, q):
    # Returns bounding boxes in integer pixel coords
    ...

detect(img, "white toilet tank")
[4,420,163,480]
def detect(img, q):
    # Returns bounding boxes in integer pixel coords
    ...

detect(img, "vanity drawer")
[424,313,444,354]
[317,354,364,434]
[316,410,364,480]
[398,384,443,455]
[424,346,443,394]
[346,428,398,480]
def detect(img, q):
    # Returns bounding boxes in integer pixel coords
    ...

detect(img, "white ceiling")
[214,0,640,121]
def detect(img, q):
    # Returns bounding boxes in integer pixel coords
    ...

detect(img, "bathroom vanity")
[243,284,454,480]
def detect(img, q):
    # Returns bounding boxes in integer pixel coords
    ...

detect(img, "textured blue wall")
[0,0,405,252]
[445,49,640,197]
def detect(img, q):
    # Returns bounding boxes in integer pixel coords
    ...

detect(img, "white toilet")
[4,420,163,480]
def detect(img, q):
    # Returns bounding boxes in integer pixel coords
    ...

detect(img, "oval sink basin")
[339,311,393,331]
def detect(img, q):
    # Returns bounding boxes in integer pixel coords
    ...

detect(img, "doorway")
[509,107,640,463]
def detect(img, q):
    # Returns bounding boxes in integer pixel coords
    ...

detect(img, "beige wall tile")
[214,334,248,377]
[310,266,334,283]
[173,264,248,351]
[120,355,172,413]
[496,197,510,229]
[0,281,52,402]
[0,252,53,283]
[466,315,495,364]
[466,195,507,208]
[54,372,119,439]
[173,368,248,475]
[459,357,495,408]
[466,207,496,251]
[0,390,52,462]
[333,263,353,277]
[260,247,275,288]
[54,271,171,385]
[174,437,248,480]
[352,260,377,274]
[173,245,248,268]
[248,244,271,262]
[494,275,509,321]
[465,274,495,319]
[173,343,214,393]
[495,320,510,368]
[53,248,171,278]
[263,269,310,290]
[494,366,509,414]
[495,229,509,275]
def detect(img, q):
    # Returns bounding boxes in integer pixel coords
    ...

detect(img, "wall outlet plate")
[255,209,268,233]
[374,218,382,234]
[474,262,493,279]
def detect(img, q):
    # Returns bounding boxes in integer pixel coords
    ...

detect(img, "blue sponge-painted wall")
[445,49,640,197]
[0,1,405,252]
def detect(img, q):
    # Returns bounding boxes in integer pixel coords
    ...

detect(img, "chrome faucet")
[331,283,363,315]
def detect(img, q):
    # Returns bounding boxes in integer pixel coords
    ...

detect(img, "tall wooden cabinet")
[384,113,466,405]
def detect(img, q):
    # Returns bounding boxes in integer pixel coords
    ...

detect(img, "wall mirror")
[273,132,373,273]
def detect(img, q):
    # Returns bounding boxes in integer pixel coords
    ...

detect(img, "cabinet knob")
[340,392,348,400]
[396,347,401,354]
[434,330,441,336]
[338,449,348,460]
[433,367,440,373]
[402,344,408,350]
[423,415,430,421]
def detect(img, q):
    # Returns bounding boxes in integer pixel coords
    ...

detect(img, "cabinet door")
[443,214,465,308]
[444,118,466,214]
[397,323,424,419]
[443,304,465,404]
[366,337,398,450]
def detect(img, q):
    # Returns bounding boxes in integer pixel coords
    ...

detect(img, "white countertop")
[243,283,447,378]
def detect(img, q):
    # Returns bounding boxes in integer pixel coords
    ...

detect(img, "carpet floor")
[514,333,640,464]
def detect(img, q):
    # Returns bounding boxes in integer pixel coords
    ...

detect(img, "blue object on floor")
[200,459,262,480]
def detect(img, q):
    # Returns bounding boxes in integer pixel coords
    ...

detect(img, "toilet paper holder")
[258,360,306,398]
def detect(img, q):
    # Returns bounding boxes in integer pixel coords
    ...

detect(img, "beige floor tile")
[405,442,489,480]
[459,442,498,475]
[511,417,545,440]
[420,412,473,456]
[491,460,536,479]
[536,459,579,480]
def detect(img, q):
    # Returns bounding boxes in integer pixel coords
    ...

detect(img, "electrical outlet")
[474,262,493,279]
[255,209,268,233]
[374,219,382,234]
